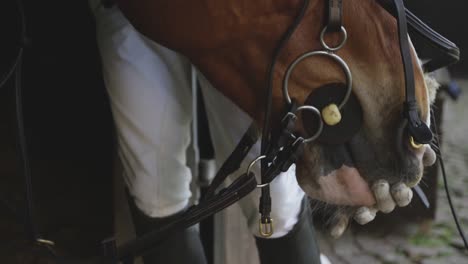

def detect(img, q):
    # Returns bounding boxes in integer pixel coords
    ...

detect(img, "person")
[89,1,325,263]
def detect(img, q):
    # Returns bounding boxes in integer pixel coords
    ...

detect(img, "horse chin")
[296,143,376,207]
[296,132,431,207]
[299,165,376,207]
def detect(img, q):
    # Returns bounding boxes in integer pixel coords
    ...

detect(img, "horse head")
[117,0,439,235]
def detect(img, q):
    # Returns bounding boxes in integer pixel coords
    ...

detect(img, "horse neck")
[183,0,323,123]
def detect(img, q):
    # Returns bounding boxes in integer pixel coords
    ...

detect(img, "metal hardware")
[259,218,274,238]
[246,155,267,176]
[320,26,348,52]
[283,51,352,110]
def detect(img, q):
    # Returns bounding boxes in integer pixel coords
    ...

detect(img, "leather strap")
[376,0,460,72]
[259,0,311,232]
[385,0,433,144]
[9,0,59,258]
[327,0,343,32]
[204,123,259,199]
[12,0,37,243]
[117,172,258,261]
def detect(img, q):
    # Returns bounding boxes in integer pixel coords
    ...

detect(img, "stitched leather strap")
[327,0,343,32]
[204,123,259,199]
[117,172,258,261]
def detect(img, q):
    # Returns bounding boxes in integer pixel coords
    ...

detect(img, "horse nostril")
[396,119,426,157]
[422,145,437,166]
[396,119,408,159]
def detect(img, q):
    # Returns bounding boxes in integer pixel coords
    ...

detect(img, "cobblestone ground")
[317,79,468,264]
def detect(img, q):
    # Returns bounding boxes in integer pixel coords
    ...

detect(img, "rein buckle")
[259,217,274,238]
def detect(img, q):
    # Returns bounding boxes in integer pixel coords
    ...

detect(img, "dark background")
[406,0,468,73]
[0,0,114,260]
[0,0,466,260]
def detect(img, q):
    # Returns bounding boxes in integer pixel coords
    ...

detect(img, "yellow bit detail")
[322,103,342,126]
[410,136,423,149]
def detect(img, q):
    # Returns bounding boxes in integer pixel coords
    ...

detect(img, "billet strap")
[327,0,343,32]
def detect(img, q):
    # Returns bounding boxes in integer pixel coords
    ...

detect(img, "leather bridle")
[257,0,439,237]
[1,0,465,262]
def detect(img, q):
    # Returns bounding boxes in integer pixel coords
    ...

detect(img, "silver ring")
[294,106,323,143]
[320,26,348,52]
[246,155,272,189]
[283,51,352,110]
[246,155,267,176]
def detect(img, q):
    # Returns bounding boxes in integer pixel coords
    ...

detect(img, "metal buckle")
[259,218,274,238]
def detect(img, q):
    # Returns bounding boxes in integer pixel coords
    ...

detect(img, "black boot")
[255,199,321,264]
[128,197,207,264]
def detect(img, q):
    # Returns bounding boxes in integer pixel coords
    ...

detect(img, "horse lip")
[345,142,358,166]
[406,176,422,188]
[319,143,357,175]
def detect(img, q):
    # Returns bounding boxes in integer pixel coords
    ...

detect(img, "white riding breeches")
[90,2,305,238]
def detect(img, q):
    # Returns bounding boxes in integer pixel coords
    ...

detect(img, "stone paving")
[317,80,468,264]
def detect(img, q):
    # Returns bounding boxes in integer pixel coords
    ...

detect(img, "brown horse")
[115,0,438,236]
